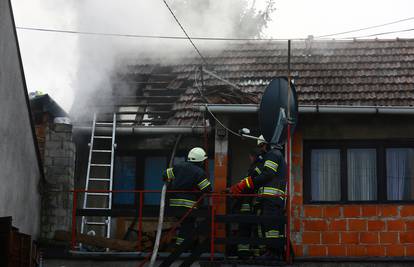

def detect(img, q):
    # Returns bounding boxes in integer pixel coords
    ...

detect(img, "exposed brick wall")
[291,131,414,258]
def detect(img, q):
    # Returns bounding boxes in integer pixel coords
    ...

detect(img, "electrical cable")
[15,26,304,41]
[317,16,414,38]
[16,24,414,41]
[193,68,243,138]
[341,28,414,39]
[162,0,208,65]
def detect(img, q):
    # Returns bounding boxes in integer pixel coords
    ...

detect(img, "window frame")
[304,139,414,204]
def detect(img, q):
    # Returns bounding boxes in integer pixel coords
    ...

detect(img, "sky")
[11,0,414,112]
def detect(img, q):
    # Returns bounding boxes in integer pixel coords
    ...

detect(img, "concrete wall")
[41,122,76,239]
[0,0,42,237]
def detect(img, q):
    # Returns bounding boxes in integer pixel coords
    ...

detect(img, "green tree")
[170,0,276,38]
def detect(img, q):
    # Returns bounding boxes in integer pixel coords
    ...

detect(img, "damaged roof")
[106,38,414,126]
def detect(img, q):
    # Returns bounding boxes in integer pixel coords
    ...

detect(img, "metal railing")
[69,189,291,264]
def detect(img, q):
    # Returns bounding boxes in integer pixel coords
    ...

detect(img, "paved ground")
[43,260,414,267]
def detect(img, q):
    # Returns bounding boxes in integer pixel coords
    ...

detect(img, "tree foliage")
[170,0,276,38]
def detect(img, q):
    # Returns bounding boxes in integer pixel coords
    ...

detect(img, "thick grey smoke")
[68,0,274,120]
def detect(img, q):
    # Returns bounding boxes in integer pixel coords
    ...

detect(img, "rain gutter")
[74,125,210,135]
[197,104,414,115]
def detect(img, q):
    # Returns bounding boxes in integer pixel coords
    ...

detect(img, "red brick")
[362,206,378,217]
[405,220,414,230]
[381,206,398,217]
[380,232,399,244]
[304,220,328,231]
[386,245,405,256]
[401,206,414,217]
[343,206,361,217]
[292,219,301,232]
[302,232,321,244]
[347,245,367,256]
[366,245,385,256]
[348,219,366,231]
[341,232,359,244]
[294,180,302,194]
[308,245,327,256]
[292,195,303,205]
[322,232,340,244]
[293,244,303,257]
[304,206,323,218]
[387,220,405,231]
[367,220,385,231]
[325,206,341,218]
[360,232,379,244]
[327,245,347,256]
[330,219,347,231]
[405,245,414,256]
[400,232,414,243]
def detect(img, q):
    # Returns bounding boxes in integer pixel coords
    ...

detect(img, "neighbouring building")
[0,0,43,238]
[29,93,76,240]
[69,37,414,262]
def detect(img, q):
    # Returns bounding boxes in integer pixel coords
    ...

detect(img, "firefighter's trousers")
[257,197,285,253]
[160,206,209,267]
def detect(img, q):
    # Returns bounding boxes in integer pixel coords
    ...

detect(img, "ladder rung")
[89,178,111,182]
[87,192,110,196]
[92,150,112,153]
[84,207,111,210]
[85,221,107,225]
[90,164,111,167]
[94,136,112,139]
[96,122,113,126]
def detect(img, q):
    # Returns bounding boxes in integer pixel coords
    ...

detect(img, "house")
[29,93,76,241]
[69,37,414,262]
[0,0,43,265]
[0,0,43,239]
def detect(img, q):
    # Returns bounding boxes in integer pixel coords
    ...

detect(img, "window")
[347,149,377,201]
[386,148,414,200]
[144,157,167,205]
[113,156,137,205]
[304,140,414,203]
[310,149,341,201]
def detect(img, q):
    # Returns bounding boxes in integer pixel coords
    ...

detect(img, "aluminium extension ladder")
[80,113,116,240]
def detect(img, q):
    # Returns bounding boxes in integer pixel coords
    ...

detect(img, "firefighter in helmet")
[235,145,264,258]
[230,135,286,258]
[160,147,211,267]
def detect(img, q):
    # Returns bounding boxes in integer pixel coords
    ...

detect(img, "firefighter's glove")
[229,176,253,195]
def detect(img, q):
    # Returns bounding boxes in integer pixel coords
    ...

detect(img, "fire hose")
[148,134,182,267]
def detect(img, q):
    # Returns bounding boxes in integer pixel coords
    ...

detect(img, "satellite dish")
[258,77,298,145]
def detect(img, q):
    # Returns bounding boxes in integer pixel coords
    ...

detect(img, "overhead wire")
[317,16,414,38]
[16,20,414,42]
[340,28,414,39]
[161,0,208,65]
[194,68,242,138]
[15,26,304,41]
[161,0,246,137]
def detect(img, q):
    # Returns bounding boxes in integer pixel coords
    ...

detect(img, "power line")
[161,0,208,65]
[338,28,414,39]
[15,26,302,41]
[317,16,414,38]
[16,25,414,42]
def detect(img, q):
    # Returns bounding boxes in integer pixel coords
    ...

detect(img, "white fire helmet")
[188,147,208,162]
[257,135,267,146]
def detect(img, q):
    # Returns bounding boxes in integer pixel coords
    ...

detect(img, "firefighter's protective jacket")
[163,161,211,209]
[251,148,286,200]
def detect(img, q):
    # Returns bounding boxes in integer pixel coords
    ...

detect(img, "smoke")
[67,0,275,120]
[12,0,273,117]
